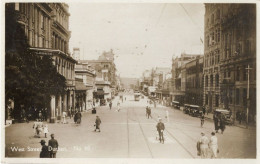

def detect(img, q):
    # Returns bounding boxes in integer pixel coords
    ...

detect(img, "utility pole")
[246,65,252,129]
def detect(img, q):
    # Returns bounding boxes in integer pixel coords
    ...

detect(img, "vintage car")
[214,109,233,125]
[189,105,202,117]
[183,104,191,114]
[172,101,180,109]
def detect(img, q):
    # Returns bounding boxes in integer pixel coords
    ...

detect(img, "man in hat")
[94,116,101,132]
[198,132,209,158]
[156,118,165,144]
[48,134,58,158]
[39,140,49,158]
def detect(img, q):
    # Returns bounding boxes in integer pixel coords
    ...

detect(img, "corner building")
[7,3,77,122]
[204,4,256,121]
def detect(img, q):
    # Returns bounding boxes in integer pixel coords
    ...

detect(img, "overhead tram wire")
[179,3,204,36]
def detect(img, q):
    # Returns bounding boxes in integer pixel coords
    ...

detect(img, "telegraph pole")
[246,65,252,129]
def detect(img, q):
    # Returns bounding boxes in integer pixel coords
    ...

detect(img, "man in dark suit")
[94,116,101,132]
[48,134,58,158]
[156,118,165,144]
[39,140,49,158]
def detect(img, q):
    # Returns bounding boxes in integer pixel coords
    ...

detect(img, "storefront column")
[50,95,56,123]
[63,93,67,112]
[57,95,62,120]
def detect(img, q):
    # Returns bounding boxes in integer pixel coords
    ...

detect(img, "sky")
[68,3,205,78]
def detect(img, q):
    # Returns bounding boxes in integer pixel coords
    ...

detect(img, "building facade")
[8,3,76,122]
[204,4,256,121]
[185,56,204,106]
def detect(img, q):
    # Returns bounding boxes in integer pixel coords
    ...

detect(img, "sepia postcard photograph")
[1,0,259,163]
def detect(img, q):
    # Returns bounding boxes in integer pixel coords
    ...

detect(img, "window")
[216,9,220,19]
[210,75,213,87]
[205,94,208,105]
[211,14,214,24]
[229,89,233,104]
[236,66,240,81]
[228,71,231,78]
[243,65,247,81]
[236,88,240,105]
[215,95,219,107]
[215,74,219,87]
[205,76,208,87]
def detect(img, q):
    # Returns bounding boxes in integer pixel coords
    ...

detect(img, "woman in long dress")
[209,132,218,158]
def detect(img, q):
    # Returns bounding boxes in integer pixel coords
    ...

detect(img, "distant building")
[73,47,80,60]
[171,53,202,104]
[185,56,204,106]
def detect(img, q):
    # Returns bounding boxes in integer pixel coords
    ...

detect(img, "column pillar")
[63,93,67,112]
[57,95,62,120]
[50,95,56,123]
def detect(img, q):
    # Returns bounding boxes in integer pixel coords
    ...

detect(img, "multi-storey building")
[185,56,204,106]
[75,62,96,111]
[204,4,256,121]
[6,3,77,122]
[171,53,201,104]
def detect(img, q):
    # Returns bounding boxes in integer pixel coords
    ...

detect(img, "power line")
[179,3,203,36]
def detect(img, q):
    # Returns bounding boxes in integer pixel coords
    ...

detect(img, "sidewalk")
[204,113,256,129]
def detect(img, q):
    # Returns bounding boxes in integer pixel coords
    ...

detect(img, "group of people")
[39,133,59,158]
[33,121,49,138]
[197,131,219,158]
[213,113,226,134]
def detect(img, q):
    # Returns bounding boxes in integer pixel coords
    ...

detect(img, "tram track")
[132,107,154,158]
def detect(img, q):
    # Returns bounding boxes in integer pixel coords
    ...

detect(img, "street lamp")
[246,65,252,129]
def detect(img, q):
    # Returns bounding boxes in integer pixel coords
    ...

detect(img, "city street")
[5,93,256,158]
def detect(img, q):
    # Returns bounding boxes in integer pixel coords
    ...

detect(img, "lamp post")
[246,65,252,129]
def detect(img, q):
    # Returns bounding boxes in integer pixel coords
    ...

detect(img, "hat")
[50,133,54,136]
[201,132,205,135]
[39,140,46,144]
[211,131,215,135]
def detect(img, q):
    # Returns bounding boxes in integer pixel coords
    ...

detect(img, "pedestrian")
[202,106,206,115]
[43,124,49,138]
[154,101,156,108]
[238,111,242,124]
[39,110,43,122]
[213,113,219,133]
[39,140,49,158]
[117,101,121,112]
[94,116,101,132]
[209,132,218,158]
[146,106,149,118]
[109,101,112,110]
[125,97,126,101]
[156,118,165,144]
[62,111,67,124]
[48,134,58,158]
[200,113,205,128]
[147,107,151,119]
[198,132,209,158]
[74,111,82,124]
[219,114,226,134]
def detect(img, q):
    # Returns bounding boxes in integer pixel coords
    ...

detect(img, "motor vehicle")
[214,108,233,125]
[100,99,107,106]
[183,104,190,114]
[172,101,180,109]
[189,105,202,117]
[134,92,141,101]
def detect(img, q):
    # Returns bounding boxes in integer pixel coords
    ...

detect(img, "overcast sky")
[68,3,205,78]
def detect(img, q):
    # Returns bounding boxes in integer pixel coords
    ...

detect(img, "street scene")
[5,93,256,158]
[3,1,257,161]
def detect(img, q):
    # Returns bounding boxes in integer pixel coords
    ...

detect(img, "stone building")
[171,53,201,105]
[185,56,204,106]
[7,3,77,122]
[204,4,256,121]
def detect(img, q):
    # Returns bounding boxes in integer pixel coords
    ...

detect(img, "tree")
[5,5,66,121]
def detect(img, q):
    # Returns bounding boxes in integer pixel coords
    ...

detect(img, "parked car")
[189,105,202,117]
[214,109,233,125]
[172,101,180,109]
[183,104,190,114]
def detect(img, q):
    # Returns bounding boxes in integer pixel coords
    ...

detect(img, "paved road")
[5,93,256,158]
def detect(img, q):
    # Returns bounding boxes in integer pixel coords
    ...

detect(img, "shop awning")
[75,81,88,91]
